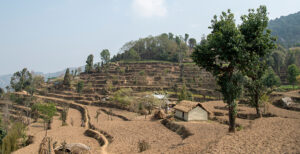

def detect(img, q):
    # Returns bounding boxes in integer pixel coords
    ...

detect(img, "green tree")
[287,64,300,89]
[262,68,281,88]
[26,75,44,96]
[100,49,110,64]
[126,49,141,61]
[85,54,94,73]
[76,81,84,93]
[95,62,101,72]
[178,84,193,101]
[33,102,56,136]
[267,50,286,74]
[184,33,189,44]
[0,88,4,99]
[168,32,174,40]
[175,36,181,46]
[10,68,32,92]
[192,9,247,132]
[63,68,71,88]
[1,122,25,154]
[188,38,197,49]
[240,6,276,117]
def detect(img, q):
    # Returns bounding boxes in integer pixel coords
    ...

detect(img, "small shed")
[174,100,209,121]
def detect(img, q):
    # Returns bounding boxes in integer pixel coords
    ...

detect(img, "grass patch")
[276,85,300,92]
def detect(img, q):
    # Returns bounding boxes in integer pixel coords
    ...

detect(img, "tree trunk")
[255,92,262,118]
[228,102,236,133]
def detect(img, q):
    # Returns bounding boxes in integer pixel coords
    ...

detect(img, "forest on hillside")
[111,33,196,63]
[269,11,300,48]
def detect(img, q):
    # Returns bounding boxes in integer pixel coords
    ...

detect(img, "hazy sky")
[1,0,299,75]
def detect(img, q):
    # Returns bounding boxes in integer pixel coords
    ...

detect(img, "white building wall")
[175,110,184,120]
[187,106,208,121]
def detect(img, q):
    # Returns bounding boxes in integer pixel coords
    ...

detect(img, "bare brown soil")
[12,90,300,154]
[13,108,103,154]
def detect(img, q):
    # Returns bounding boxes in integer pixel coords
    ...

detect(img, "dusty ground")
[12,90,300,154]
[13,108,103,154]
[205,117,300,154]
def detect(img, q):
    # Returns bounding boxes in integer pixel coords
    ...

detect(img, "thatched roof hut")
[174,100,210,121]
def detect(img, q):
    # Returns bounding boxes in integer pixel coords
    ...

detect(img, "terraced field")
[8,90,298,153]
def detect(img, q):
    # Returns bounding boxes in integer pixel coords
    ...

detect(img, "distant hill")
[0,66,84,89]
[269,11,300,48]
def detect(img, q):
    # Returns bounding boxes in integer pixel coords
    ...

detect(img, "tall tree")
[188,38,197,49]
[63,68,72,88]
[267,50,285,74]
[192,10,245,132]
[0,88,4,99]
[287,64,300,89]
[262,68,281,88]
[100,49,110,64]
[184,33,189,44]
[168,32,174,40]
[10,68,32,92]
[85,54,94,73]
[240,6,276,117]
[26,75,44,96]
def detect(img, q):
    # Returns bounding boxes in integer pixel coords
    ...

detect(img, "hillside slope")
[269,11,300,48]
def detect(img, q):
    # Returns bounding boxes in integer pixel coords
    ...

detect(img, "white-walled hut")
[174,100,210,121]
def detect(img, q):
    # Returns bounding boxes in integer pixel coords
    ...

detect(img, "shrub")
[139,70,145,76]
[1,122,26,154]
[76,81,84,93]
[138,140,150,152]
[112,88,134,108]
[61,106,69,126]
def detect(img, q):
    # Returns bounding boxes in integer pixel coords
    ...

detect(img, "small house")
[174,100,209,121]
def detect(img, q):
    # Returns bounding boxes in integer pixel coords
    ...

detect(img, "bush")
[76,81,84,93]
[1,122,26,154]
[112,88,134,108]
[138,140,150,152]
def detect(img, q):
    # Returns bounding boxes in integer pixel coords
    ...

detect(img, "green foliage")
[61,106,69,126]
[0,116,7,145]
[32,102,56,129]
[262,68,281,88]
[85,54,94,73]
[111,33,189,62]
[188,38,197,49]
[287,64,300,88]
[267,49,286,74]
[76,80,84,93]
[178,84,193,101]
[0,88,4,99]
[192,6,275,131]
[139,70,145,76]
[10,68,32,92]
[142,94,162,114]
[1,122,26,154]
[277,85,300,92]
[100,49,110,64]
[121,49,141,61]
[63,68,72,88]
[240,6,276,116]
[95,62,101,72]
[268,11,300,48]
[26,75,44,96]
[112,88,134,108]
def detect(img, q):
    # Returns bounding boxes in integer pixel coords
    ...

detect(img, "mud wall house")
[174,100,209,121]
